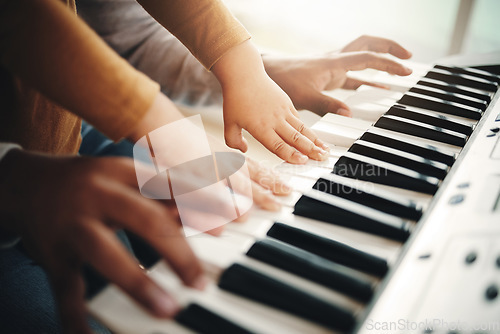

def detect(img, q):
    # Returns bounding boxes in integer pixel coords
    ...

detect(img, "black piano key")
[375,115,467,147]
[399,92,482,120]
[473,65,500,76]
[409,85,487,111]
[386,105,474,136]
[175,303,253,334]
[219,263,356,332]
[348,140,448,179]
[417,77,492,103]
[361,129,456,166]
[246,238,373,302]
[333,152,440,194]
[434,64,500,84]
[426,69,498,92]
[313,175,422,220]
[294,190,411,242]
[267,222,389,277]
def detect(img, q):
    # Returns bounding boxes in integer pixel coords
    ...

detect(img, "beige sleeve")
[137,0,251,70]
[0,0,160,141]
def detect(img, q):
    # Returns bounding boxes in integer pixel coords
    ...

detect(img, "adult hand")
[212,40,330,164]
[263,35,413,117]
[0,150,207,334]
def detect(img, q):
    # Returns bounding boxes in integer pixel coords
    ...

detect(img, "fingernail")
[294,153,308,163]
[337,108,351,116]
[147,285,179,317]
[316,139,330,151]
[404,66,413,74]
[191,275,209,291]
[313,146,328,158]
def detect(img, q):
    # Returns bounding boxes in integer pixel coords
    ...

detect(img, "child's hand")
[212,40,329,164]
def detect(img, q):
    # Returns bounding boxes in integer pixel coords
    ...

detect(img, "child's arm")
[137,0,328,163]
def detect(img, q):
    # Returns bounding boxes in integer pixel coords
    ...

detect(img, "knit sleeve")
[137,0,251,70]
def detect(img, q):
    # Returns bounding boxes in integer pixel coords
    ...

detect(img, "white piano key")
[356,84,405,99]
[311,120,359,147]
[238,257,363,311]
[347,102,389,121]
[311,117,368,147]
[179,232,367,330]
[317,172,426,214]
[281,175,318,192]
[276,168,433,211]
[392,103,478,126]
[196,283,337,334]
[205,215,388,289]
[92,260,340,334]
[283,213,403,265]
[224,211,275,238]
[342,86,402,121]
[274,161,332,180]
[275,175,317,207]
[313,113,462,154]
[276,190,303,207]
[321,112,374,130]
[226,206,403,265]
[369,127,463,154]
[88,270,197,334]
[297,188,414,240]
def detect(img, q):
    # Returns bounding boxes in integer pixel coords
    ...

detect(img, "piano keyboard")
[89,62,500,334]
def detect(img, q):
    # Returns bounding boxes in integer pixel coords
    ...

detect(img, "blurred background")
[224,0,500,63]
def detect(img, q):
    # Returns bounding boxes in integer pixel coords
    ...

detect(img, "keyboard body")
[357,81,500,334]
[88,60,500,334]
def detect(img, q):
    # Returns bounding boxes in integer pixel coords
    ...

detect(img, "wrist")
[211,40,267,88]
[127,92,185,143]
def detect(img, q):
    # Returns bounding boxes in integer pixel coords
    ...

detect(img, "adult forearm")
[0,0,159,141]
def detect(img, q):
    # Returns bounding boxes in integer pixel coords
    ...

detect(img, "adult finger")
[300,89,351,117]
[338,52,412,76]
[76,220,181,318]
[341,35,412,59]
[48,262,90,334]
[342,77,390,90]
[94,182,205,288]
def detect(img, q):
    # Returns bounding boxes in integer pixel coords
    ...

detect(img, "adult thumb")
[304,90,352,117]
